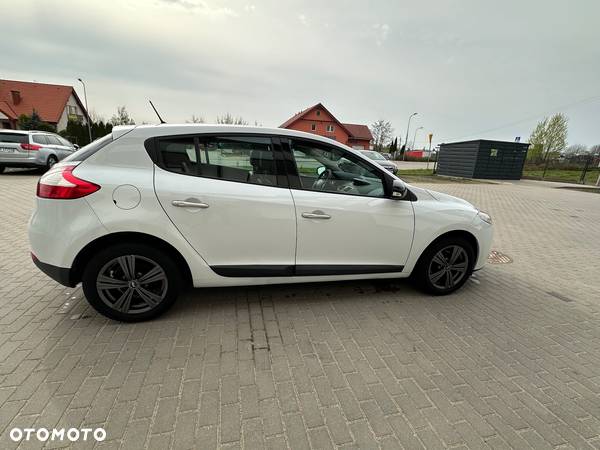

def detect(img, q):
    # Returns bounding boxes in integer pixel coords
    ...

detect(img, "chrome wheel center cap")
[129,280,138,289]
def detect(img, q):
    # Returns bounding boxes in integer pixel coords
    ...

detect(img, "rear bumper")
[0,154,45,167]
[31,253,75,287]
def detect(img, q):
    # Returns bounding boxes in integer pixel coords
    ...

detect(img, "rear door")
[152,134,297,275]
[0,132,30,162]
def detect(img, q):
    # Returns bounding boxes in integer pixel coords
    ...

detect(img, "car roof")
[0,129,29,134]
[118,123,363,153]
[0,129,55,135]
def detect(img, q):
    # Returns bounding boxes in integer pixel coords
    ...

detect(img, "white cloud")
[157,0,238,17]
[373,23,390,46]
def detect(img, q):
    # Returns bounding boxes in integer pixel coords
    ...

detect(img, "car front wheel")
[82,243,181,321]
[414,237,475,295]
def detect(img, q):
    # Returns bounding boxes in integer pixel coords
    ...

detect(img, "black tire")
[413,236,475,295]
[0,165,5,174]
[46,155,58,171]
[82,243,181,322]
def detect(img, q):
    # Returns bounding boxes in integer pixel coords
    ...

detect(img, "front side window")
[291,140,385,197]
[57,136,73,147]
[157,135,283,187]
[32,135,49,145]
[46,135,61,145]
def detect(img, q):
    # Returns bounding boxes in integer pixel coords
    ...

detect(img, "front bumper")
[31,253,75,287]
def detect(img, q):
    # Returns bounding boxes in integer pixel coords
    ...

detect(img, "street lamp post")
[77,78,92,144]
[403,112,417,161]
[412,126,424,150]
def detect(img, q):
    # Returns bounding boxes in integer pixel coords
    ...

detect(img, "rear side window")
[0,133,28,144]
[63,133,113,162]
[158,138,197,175]
[156,135,286,187]
[32,135,49,145]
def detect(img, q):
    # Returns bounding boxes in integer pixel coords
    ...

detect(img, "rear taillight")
[21,143,42,151]
[37,164,100,199]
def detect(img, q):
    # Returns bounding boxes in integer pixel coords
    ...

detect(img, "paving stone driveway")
[1,171,599,449]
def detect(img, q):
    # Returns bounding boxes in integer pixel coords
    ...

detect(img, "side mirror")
[316,166,326,176]
[391,179,408,199]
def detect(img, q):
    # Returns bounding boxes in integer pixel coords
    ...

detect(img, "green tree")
[17,110,55,131]
[110,106,135,126]
[529,113,568,161]
[59,117,113,146]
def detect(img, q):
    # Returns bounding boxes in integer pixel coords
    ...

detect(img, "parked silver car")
[360,150,398,174]
[0,130,78,173]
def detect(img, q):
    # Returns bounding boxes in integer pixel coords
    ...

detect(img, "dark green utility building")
[437,139,529,180]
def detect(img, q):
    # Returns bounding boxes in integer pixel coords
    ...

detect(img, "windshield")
[361,150,385,161]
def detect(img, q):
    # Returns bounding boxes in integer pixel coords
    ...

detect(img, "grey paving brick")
[283,413,311,450]
[221,403,241,443]
[2,176,600,449]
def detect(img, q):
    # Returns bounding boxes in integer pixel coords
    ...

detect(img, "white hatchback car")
[29,125,492,321]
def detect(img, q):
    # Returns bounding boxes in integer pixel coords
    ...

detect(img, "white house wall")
[57,93,87,131]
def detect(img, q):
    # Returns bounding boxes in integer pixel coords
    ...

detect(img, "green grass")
[522,168,600,185]
[397,168,435,176]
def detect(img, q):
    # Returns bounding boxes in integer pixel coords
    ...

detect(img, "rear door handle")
[301,210,331,220]
[172,200,209,209]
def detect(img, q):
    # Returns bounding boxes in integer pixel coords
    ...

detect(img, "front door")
[153,134,296,275]
[285,138,414,274]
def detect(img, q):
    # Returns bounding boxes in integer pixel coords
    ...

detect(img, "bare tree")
[187,115,205,123]
[216,113,248,125]
[564,144,588,155]
[370,120,394,152]
[110,106,135,126]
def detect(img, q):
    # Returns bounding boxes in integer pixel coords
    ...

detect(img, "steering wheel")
[312,168,333,191]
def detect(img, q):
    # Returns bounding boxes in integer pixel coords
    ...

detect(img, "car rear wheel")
[0,165,5,174]
[82,243,181,321]
[414,237,475,295]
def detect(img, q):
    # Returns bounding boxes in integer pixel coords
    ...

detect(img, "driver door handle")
[301,210,331,220]
[172,200,209,209]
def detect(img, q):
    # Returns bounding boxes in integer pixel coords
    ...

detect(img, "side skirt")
[211,264,404,277]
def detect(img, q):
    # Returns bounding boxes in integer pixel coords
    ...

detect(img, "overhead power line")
[443,94,600,142]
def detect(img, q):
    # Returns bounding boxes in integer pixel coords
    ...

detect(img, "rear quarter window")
[0,133,28,144]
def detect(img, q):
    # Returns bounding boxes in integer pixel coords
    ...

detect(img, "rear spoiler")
[111,125,136,140]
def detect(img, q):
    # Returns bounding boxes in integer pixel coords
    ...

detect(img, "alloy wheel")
[427,245,469,290]
[96,255,168,314]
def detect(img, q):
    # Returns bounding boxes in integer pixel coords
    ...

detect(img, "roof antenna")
[149,100,166,124]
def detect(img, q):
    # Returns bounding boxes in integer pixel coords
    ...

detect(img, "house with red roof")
[0,79,88,131]
[280,103,373,150]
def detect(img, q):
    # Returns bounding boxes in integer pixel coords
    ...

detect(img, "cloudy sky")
[4,0,600,147]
